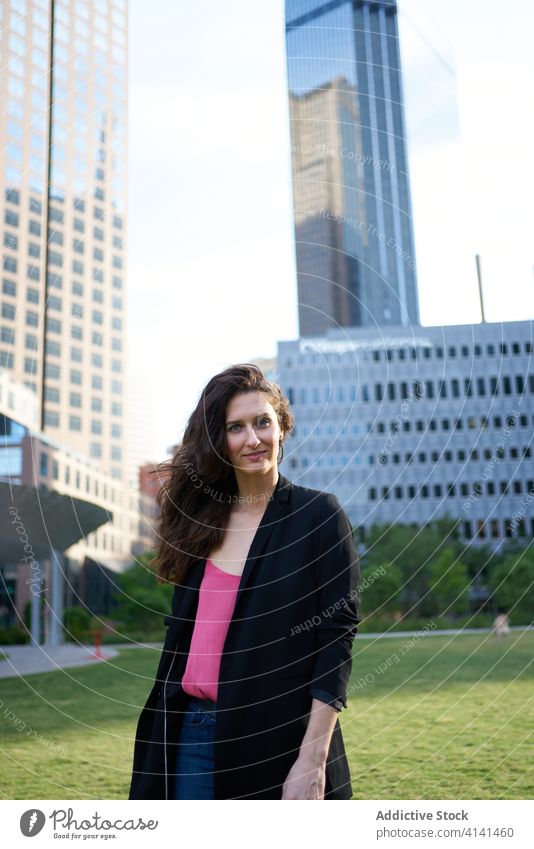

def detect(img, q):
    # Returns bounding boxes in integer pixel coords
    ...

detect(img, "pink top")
[181,559,241,702]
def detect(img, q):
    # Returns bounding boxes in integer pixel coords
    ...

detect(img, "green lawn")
[0,631,532,799]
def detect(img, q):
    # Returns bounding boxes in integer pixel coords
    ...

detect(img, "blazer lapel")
[235,472,292,606]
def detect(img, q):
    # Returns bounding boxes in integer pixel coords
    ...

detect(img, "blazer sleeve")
[308,492,361,710]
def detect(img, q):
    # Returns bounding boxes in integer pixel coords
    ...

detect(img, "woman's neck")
[232,469,279,513]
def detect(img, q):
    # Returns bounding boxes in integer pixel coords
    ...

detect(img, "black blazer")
[128,472,361,800]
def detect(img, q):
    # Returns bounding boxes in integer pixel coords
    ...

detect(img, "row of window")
[44,392,123,411]
[39,450,120,499]
[371,412,530,435]
[3,255,124,283]
[12,353,122,375]
[291,443,532,469]
[368,479,534,501]
[288,339,533,367]
[43,409,122,429]
[47,250,123,269]
[3,269,122,291]
[4,189,124,230]
[288,374,534,405]
[463,517,534,541]
[1,303,123,331]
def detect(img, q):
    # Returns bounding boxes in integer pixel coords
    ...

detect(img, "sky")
[127,0,534,463]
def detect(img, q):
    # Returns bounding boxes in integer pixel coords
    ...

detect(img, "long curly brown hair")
[151,364,294,585]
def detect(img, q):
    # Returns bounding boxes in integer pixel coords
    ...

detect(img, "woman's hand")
[281,755,326,800]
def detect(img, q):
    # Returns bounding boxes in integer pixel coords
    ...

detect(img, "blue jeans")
[173,695,217,800]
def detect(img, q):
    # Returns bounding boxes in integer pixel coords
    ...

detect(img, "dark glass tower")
[286,0,420,336]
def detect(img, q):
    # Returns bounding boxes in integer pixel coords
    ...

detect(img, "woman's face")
[224,391,283,476]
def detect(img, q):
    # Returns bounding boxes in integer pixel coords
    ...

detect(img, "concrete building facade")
[278,320,534,548]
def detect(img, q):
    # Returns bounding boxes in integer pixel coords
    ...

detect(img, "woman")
[128,364,361,800]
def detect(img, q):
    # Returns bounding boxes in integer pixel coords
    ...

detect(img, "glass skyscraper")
[0,0,127,481]
[286,0,420,336]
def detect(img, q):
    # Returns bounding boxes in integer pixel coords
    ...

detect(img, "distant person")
[493,611,510,637]
[128,364,361,800]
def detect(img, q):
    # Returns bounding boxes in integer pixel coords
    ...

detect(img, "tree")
[362,516,461,616]
[488,548,534,620]
[112,552,173,632]
[360,562,402,615]
[427,548,470,616]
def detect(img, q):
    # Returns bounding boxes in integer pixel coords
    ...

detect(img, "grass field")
[0,630,532,799]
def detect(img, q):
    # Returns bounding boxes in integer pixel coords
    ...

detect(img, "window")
[45,362,60,379]
[40,452,49,476]
[46,339,60,357]
[49,207,64,223]
[44,386,60,403]
[3,256,17,273]
[6,188,20,205]
[2,303,16,320]
[4,232,18,250]
[48,230,63,245]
